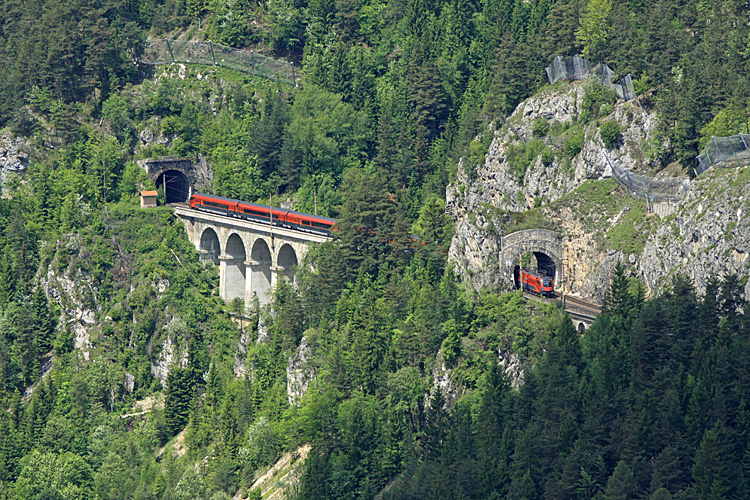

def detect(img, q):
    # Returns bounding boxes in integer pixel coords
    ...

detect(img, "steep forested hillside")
[1,0,750,499]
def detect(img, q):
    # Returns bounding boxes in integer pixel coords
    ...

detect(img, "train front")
[541,277,554,298]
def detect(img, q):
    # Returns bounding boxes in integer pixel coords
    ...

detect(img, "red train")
[516,269,555,298]
[189,193,336,236]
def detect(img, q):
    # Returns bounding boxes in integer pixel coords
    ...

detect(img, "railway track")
[522,291,602,320]
[559,294,601,314]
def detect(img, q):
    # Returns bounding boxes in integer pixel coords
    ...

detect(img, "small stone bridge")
[173,205,330,307]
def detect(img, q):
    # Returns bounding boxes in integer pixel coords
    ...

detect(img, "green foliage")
[532,118,550,137]
[467,139,488,168]
[600,119,622,149]
[440,319,461,367]
[541,147,555,167]
[699,107,748,150]
[280,85,371,191]
[576,0,613,61]
[2,0,750,497]
[507,139,546,184]
[564,127,585,158]
[581,81,616,123]
[604,207,654,254]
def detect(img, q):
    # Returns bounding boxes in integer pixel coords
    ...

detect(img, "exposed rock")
[124,373,136,394]
[447,81,660,295]
[498,349,524,390]
[240,444,311,500]
[287,336,314,406]
[234,328,250,378]
[43,235,100,361]
[447,79,749,301]
[137,122,176,151]
[0,132,30,193]
[151,316,190,386]
[638,166,750,298]
[431,358,461,408]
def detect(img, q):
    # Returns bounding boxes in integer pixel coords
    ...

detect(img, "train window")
[311,221,332,229]
[205,201,229,209]
[244,209,269,218]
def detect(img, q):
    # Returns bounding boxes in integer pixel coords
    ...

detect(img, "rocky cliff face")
[0,132,29,193]
[639,166,750,298]
[447,80,749,300]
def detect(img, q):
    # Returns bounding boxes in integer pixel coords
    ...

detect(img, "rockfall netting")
[605,155,690,204]
[140,39,297,87]
[545,55,635,101]
[696,134,750,175]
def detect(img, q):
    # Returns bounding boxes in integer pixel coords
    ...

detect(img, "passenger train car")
[189,193,336,236]
[516,268,555,298]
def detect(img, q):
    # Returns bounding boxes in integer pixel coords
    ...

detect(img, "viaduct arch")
[173,206,330,308]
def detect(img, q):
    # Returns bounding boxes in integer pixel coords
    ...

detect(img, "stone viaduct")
[172,205,331,307]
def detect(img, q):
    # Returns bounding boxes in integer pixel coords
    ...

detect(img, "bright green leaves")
[281,85,371,190]
[576,0,613,62]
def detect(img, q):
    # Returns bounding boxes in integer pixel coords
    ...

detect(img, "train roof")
[520,269,553,280]
[192,192,337,223]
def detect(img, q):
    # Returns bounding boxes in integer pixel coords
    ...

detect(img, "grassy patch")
[603,207,654,254]
[507,139,545,184]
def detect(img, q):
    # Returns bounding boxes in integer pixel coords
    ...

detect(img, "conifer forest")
[1,0,750,499]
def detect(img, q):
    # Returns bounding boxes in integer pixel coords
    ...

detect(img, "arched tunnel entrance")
[156,169,190,204]
[513,251,557,291]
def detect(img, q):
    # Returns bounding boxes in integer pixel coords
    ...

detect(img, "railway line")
[522,291,601,331]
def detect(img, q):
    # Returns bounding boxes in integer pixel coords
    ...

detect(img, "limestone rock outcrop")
[0,132,29,193]
[447,79,749,301]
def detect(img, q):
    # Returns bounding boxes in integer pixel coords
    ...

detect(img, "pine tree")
[604,460,636,500]
[164,366,194,437]
[691,424,738,500]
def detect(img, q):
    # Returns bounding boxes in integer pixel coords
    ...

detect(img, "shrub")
[532,118,549,137]
[468,139,487,167]
[507,139,545,184]
[600,120,622,148]
[581,81,616,123]
[541,148,555,166]
[564,129,585,158]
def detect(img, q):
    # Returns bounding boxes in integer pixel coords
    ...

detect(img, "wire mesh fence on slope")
[605,155,690,204]
[545,55,635,101]
[539,133,689,205]
[139,39,297,87]
[696,134,750,176]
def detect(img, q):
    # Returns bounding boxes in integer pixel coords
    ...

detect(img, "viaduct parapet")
[173,205,330,307]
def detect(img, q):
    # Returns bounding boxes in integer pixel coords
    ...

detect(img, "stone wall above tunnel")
[137,156,213,200]
[501,229,563,284]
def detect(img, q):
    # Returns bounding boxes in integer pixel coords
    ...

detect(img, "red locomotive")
[516,269,555,298]
[189,193,336,236]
